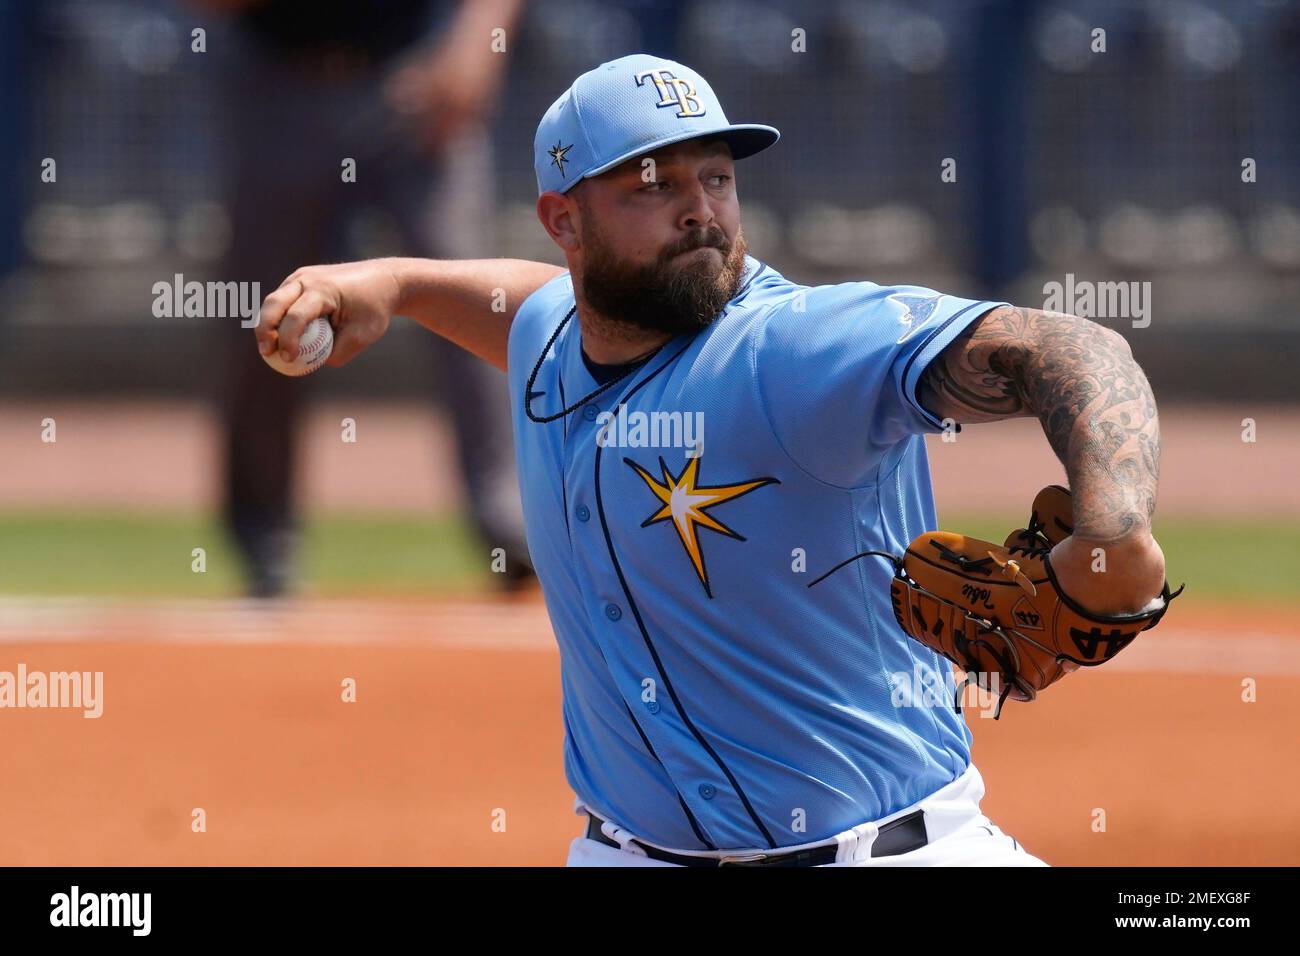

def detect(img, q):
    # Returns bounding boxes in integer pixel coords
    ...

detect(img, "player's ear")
[536,190,580,253]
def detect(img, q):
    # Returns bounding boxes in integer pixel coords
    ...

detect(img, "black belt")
[585,809,927,867]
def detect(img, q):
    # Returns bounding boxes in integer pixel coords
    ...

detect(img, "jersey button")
[583,404,599,421]
[604,603,622,621]
[698,784,717,800]
[575,504,590,522]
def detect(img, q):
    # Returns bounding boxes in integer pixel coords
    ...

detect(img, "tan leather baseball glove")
[811,485,1184,719]
[895,485,1183,717]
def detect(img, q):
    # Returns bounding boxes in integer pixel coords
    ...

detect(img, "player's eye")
[640,180,670,192]
[708,174,733,187]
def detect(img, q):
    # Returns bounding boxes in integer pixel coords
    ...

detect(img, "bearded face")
[578,202,749,336]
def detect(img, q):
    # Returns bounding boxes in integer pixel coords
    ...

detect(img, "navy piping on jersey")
[621,700,717,849]
[557,373,569,534]
[553,325,717,847]
[556,358,703,842]
[897,301,998,428]
[532,261,774,849]
[592,337,780,851]
[558,374,569,439]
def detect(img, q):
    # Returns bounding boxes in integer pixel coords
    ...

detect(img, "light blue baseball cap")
[534,53,780,196]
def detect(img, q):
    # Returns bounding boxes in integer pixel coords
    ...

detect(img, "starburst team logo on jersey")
[625,453,778,598]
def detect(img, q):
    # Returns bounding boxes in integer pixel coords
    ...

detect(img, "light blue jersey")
[507,254,1008,851]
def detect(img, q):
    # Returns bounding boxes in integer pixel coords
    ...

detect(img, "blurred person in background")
[0,0,35,292]
[193,0,531,597]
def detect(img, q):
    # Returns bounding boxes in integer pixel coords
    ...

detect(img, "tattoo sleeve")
[917,305,1160,541]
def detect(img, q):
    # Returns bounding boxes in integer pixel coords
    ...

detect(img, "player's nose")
[676,180,718,232]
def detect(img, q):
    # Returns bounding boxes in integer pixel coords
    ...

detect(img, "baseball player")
[255,54,1178,866]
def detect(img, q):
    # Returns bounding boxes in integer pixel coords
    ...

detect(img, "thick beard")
[580,221,749,336]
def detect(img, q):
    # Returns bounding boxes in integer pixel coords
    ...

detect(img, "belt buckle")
[717,852,768,866]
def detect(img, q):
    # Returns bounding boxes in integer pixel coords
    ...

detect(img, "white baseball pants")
[566,762,1048,867]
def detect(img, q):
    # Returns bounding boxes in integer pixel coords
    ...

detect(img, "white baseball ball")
[263,316,334,377]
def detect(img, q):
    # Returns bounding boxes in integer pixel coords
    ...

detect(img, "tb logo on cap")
[634,68,707,118]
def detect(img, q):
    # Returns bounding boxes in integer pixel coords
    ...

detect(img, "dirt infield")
[1,596,1295,866]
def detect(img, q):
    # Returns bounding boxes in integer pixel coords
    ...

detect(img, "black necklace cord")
[806,550,905,588]
[523,305,667,424]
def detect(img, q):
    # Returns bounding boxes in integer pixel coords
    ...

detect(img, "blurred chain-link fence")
[2,0,1296,398]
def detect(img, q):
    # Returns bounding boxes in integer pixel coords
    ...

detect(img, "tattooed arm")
[917,305,1167,614]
